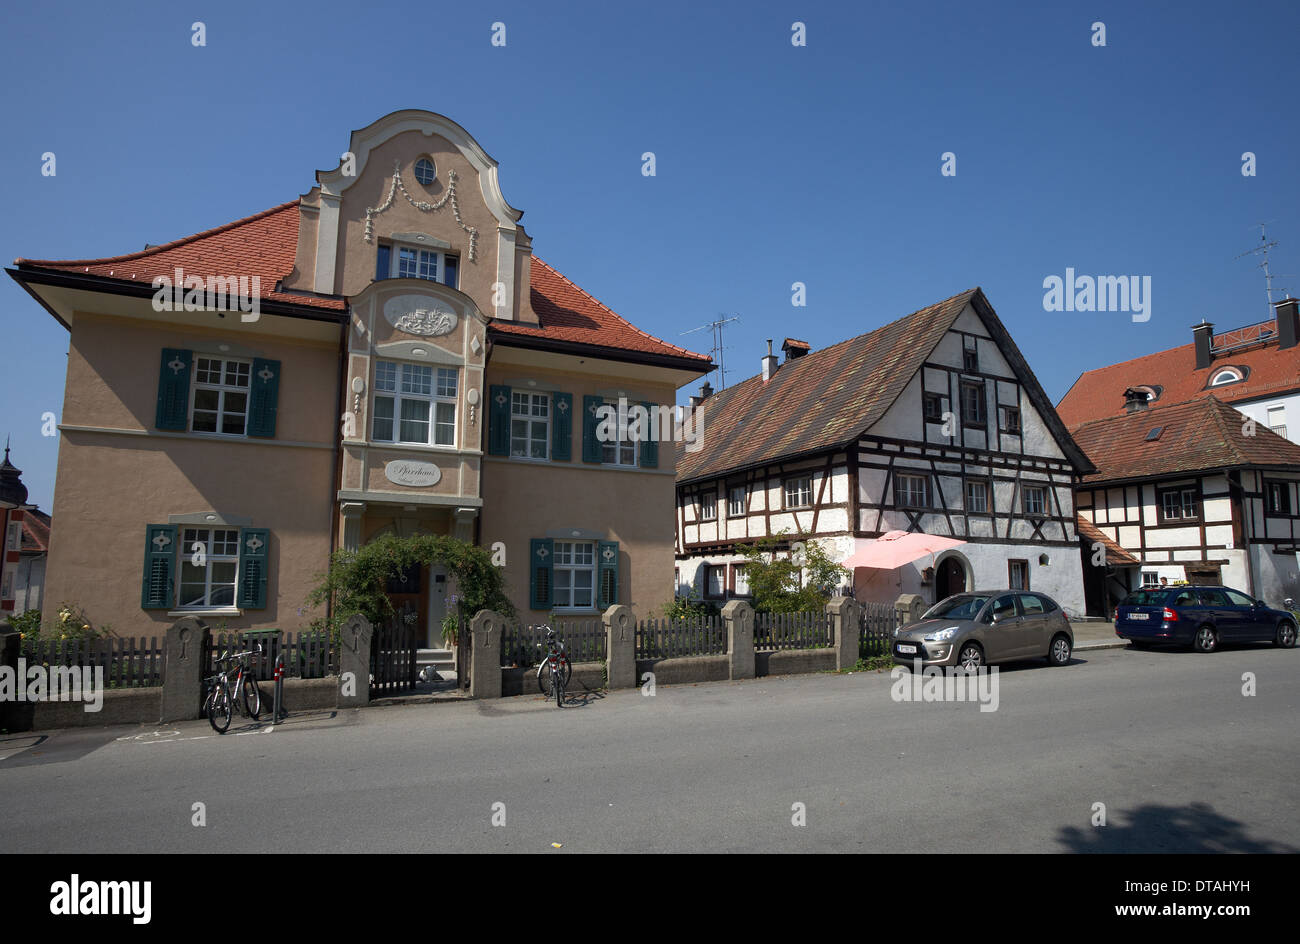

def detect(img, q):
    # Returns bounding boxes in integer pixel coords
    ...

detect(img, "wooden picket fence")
[371,619,418,696]
[754,611,833,651]
[859,601,900,658]
[501,620,606,667]
[20,635,164,688]
[636,616,726,658]
[206,630,336,681]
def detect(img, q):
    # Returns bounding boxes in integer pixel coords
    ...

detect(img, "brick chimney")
[761,340,779,382]
[688,380,714,409]
[1275,298,1299,350]
[1192,320,1215,369]
[1123,388,1149,413]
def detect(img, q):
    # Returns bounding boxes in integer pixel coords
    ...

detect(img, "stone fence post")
[603,604,636,689]
[468,609,503,699]
[722,599,755,680]
[894,593,926,631]
[0,621,25,732]
[338,613,373,708]
[826,596,860,670]
[160,616,208,723]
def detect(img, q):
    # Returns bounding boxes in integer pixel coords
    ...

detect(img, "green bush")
[738,534,849,614]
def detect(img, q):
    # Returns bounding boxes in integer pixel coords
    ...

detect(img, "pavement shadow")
[1058,801,1299,853]
[560,689,606,709]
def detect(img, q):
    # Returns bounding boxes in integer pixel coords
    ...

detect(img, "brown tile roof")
[21,509,50,554]
[13,203,709,366]
[1056,321,1300,427]
[1076,514,1139,566]
[1070,395,1300,484]
[676,288,1092,483]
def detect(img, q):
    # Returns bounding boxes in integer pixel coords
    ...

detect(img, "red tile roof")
[1070,396,1300,484]
[21,509,50,554]
[14,202,709,366]
[1056,322,1300,427]
[1076,514,1139,566]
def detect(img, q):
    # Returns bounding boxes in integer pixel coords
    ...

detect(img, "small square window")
[1022,485,1048,516]
[784,476,813,509]
[963,349,979,372]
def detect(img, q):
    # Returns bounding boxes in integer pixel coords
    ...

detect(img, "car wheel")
[1193,625,1218,653]
[1048,634,1072,666]
[1276,622,1297,649]
[957,642,984,670]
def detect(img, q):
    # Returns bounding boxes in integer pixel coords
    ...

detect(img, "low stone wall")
[31,687,163,730]
[757,649,837,677]
[502,662,604,697]
[635,655,729,686]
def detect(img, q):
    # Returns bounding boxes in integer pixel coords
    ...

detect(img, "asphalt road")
[2,644,1297,853]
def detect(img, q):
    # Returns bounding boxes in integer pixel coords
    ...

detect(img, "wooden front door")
[386,562,428,641]
[936,557,966,601]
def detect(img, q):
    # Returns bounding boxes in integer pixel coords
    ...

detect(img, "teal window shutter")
[598,541,620,609]
[247,359,281,438]
[155,349,192,430]
[488,385,511,455]
[529,538,554,609]
[141,524,178,609]
[638,401,658,468]
[582,395,603,463]
[237,528,270,609]
[552,392,573,461]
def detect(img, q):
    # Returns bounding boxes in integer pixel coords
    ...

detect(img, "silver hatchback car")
[892,591,1074,669]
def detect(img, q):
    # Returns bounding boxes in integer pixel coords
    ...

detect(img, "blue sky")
[2,0,1297,511]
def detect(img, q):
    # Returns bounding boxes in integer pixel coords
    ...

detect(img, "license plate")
[897,644,917,654]
[1129,613,1149,620]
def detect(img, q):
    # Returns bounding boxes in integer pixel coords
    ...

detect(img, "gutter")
[488,328,713,374]
[325,316,350,626]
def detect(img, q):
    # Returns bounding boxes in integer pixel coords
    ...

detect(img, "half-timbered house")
[675,288,1095,612]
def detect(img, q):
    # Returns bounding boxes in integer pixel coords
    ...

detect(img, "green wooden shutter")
[529,538,554,610]
[582,395,603,463]
[141,524,178,609]
[598,540,620,609]
[155,349,193,430]
[236,528,270,609]
[638,401,658,468]
[488,385,511,456]
[247,359,281,438]
[552,392,573,461]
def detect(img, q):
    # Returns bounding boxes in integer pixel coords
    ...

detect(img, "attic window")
[1132,385,1159,402]
[1210,367,1243,387]
[1145,426,1164,442]
[414,158,437,186]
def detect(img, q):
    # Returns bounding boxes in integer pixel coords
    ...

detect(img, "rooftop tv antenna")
[682,314,741,389]
[1235,222,1292,318]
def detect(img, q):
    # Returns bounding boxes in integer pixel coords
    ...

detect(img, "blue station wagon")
[1115,585,1298,652]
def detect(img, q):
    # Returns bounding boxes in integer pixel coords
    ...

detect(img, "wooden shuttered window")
[236,528,270,609]
[638,401,658,468]
[530,538,554,609]
[581,395,602,463]
[246,359,281,438]
[141,524,178,609]
[488,385,511,456]
[155,349,193,430]
[552,391,573,461]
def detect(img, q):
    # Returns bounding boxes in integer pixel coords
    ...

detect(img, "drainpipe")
[325,315,349,625]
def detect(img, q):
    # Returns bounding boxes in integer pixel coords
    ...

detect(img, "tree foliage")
[737,535,849,613]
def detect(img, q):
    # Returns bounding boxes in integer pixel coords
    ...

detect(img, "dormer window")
[1209,367,1244,387]
[376,241,459,289]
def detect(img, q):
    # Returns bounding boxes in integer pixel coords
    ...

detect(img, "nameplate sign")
[384,460,442,488]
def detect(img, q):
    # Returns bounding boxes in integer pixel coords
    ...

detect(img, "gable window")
[965,478,989,514]
[379,241,459,289]
[963,348,979,372]
[373,361,458,447]
[178,528,239,608]
[1009,559,1029,591]
[1265,480,1292,515]
[960,381,986,425]
[1158,486,1199,522]
[1022,484,1048,516]
[728,485,747,517]
[414,158,437,186]
[923,393,945,422]
[552,541,595,610]
[896,473,929,508]
[191,357,250,435]
[510,392,550,459]
[998,405,1022,434]
[784,475,813,509]
[699,491,717,521]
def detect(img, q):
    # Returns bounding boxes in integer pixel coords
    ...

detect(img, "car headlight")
[923,627,958,642]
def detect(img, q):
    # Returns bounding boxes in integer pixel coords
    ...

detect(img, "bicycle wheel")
[242,675,262,720]
[555,668,564,708]
[208,679,232,734]
[560,654,573,688]
[537,661,553,697]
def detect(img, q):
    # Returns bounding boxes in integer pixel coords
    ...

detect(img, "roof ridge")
[15,200,300,268]
[1068,394,1219,432]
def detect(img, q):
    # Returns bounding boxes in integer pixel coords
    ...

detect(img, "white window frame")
[1141,572,1160,588]
[896,473,929,509]
[372,361,458,448]
[599,400,639,467]
[699,491,718,521]
[1209,368,1242,386]
[510,391,551,460]
[177,527,240,609]
[190,356,251,437]
[552,541,595,611]
[390,242,459,288]
[965,479,989,514]
[733,564,751,597]
[1022,484,1048,516]
[784,475,813,509]
[728,485,747,517]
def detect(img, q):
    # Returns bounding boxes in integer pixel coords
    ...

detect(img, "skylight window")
[1145,426,1164,442]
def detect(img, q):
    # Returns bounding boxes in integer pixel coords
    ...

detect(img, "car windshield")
[1121,590,1168,607]
[923,594,992,620]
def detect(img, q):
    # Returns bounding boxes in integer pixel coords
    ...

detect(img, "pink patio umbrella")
[842,530,966,571]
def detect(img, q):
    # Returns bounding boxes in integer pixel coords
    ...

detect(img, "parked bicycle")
[536,626,571,708]
[204,643,264,734]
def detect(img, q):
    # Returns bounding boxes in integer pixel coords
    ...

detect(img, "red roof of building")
[1070,395,1300,484]
[1056,320,1300,427]
[14,202,710,367]
[1076,514,1139,566]
[21,508,50,554]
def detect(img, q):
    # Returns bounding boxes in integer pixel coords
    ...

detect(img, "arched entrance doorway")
[934,554,969,602]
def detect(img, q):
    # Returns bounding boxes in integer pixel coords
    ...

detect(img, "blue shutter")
[529,538,553,610]
[443,255,458,289]
[638,401,658,468]
[376,244,391,281]
[236,528,270,609]
[488,385,511,456]
[582,396,603,463]
[155,349,192,431]
[552,392,572,461]
[141,524,178,609]
[247,359,281,438]
[598,541,620,609]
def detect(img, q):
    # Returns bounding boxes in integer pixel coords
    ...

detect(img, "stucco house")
[7,110,710,644]
[674,288,1095,614]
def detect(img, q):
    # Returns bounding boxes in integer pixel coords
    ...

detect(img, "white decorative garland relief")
[364,160,479,263]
